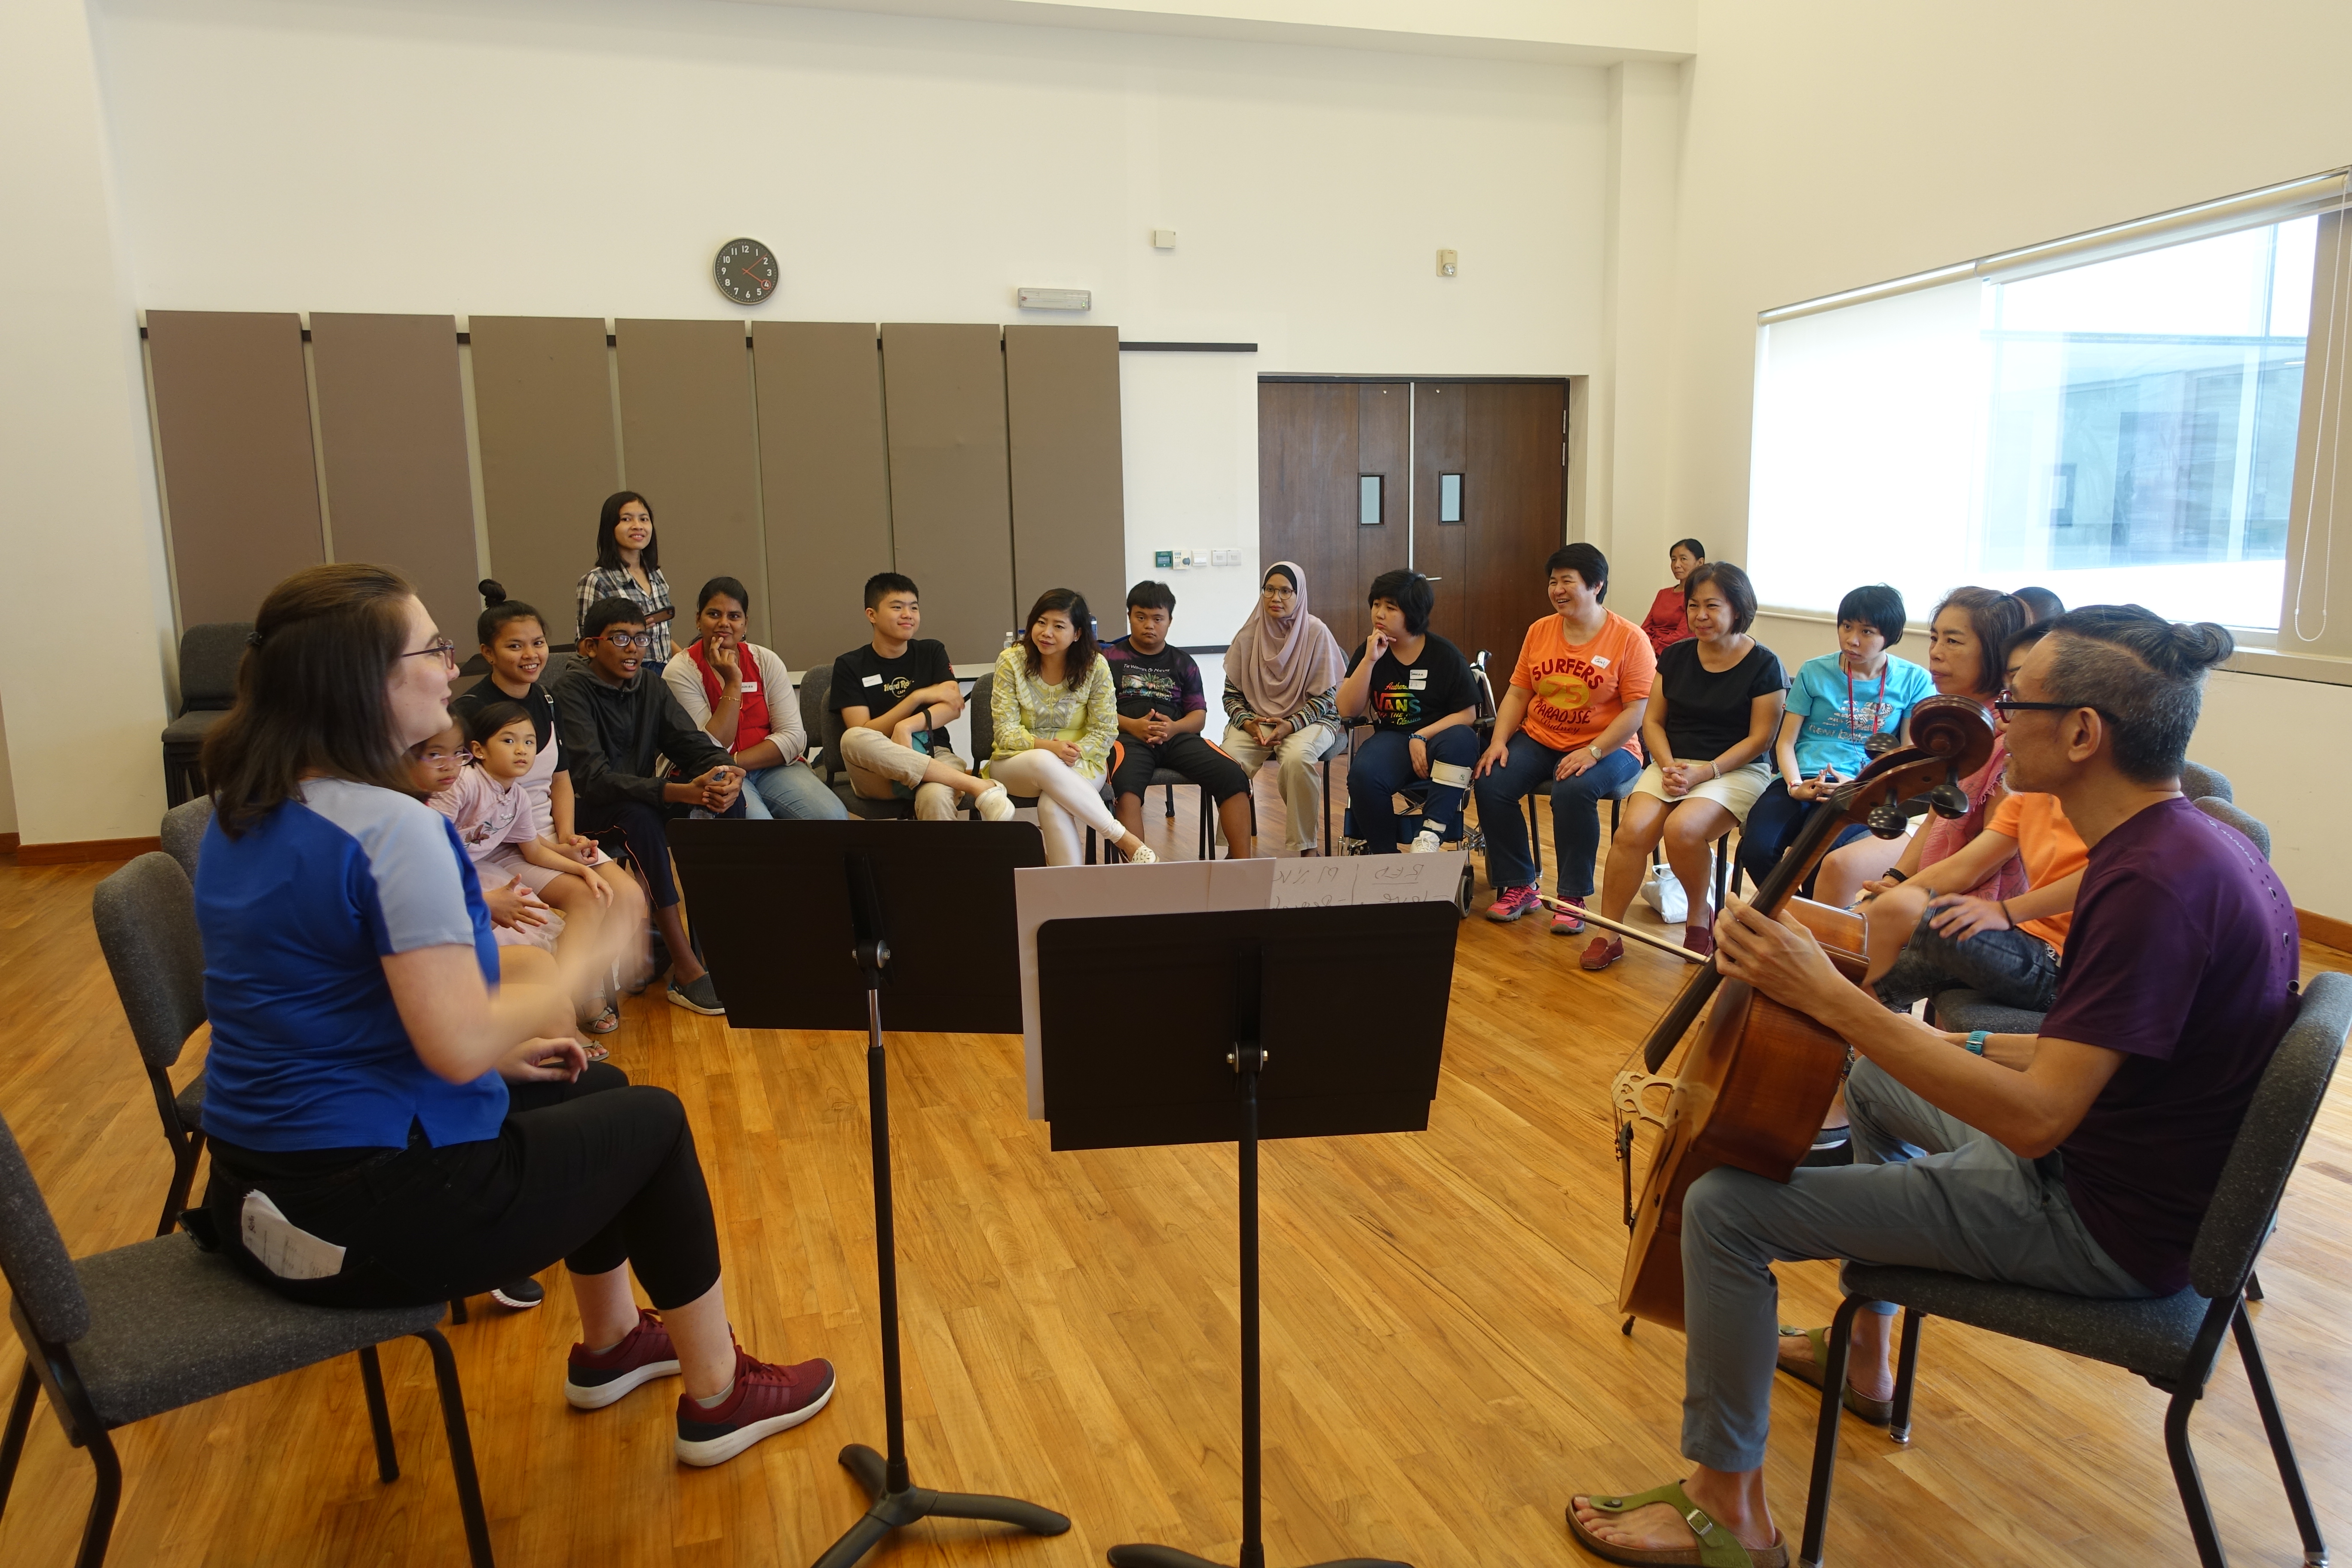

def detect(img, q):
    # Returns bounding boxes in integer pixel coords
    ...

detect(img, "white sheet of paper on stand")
[1268,850,1465,908]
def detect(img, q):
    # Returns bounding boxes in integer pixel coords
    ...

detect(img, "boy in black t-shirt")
[828,573,1012,821]
[1102,581,1254,855]
[1335,570,1481,852]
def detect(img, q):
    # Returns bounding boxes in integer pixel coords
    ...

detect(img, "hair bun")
[2171,620,2236,671]
[478,579,506,606]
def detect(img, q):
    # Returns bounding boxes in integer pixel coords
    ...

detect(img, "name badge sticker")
[1592,655,1611,669]
[862,674,883,687]
[1408,668,1429,689]
[740,680,758,692]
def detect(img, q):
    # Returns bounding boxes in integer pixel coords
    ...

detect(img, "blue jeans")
[1348,726,1480,852]
[1736,776,1870,887]
[1677,1057,2149,1472]
[738,760,849,821]
[1470,734,1639,897]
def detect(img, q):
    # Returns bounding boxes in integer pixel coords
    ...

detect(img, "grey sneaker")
[668,973,724,1016]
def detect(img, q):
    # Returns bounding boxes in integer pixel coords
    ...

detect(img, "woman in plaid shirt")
[574,491,676,665]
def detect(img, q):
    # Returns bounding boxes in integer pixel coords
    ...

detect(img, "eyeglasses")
[1262,585,1297,598]
[400,637,459,668]
[598,630,653,650]
[1992,688,2109,720]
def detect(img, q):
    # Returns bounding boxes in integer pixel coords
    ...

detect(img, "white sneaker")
[1407,829,1445,854]
[1124,842,1158,865]
[974,784,1014,822]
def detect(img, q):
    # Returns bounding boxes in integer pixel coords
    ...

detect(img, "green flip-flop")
[1776,1325,1894,1427]
[1566,1480,1788,1567]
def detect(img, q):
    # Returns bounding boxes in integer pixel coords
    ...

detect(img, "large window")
[1750,173,2352,646]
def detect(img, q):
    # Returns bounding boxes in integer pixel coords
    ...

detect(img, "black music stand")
[668,819,1072,1568]
[1036,903,1460,1568]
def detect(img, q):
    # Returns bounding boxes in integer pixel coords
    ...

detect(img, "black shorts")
[1109,731,1250,804]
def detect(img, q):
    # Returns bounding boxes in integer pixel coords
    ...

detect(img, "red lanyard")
[1844,660,1887,735]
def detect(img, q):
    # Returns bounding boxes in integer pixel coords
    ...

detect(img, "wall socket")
[1154,548,1239,570]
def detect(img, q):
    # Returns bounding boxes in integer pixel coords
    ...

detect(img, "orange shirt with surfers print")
[1509,610,1657,757]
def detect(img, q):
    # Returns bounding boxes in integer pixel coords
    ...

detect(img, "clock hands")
[737,269,773,292]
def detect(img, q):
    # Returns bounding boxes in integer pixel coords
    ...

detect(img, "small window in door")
[1359,474,1383,526]
[1439,473,1464,523]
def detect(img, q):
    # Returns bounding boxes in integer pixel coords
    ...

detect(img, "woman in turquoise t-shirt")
[1736,584,1934,886]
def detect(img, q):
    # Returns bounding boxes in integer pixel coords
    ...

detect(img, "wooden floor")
[3,765,2349,1568]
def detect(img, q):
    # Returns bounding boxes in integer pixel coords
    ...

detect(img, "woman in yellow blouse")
[986,589,1158,867]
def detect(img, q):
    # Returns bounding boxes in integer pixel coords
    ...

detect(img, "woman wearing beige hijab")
[1219,562,1348,854]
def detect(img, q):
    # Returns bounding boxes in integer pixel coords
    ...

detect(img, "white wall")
[1655,0,2352,921]
[2,0,1611,847]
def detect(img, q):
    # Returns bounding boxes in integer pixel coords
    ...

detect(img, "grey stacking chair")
[1797,971,2349,1568]
[808,662,915,821]
[2195,795,2272,860]
[0,1109,492,1567]
[159,796,212,887]
[91,854,210,1240]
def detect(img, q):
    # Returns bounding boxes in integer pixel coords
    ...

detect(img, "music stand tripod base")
[1108,1549,1406,1568]
[818,1442,1071,1568]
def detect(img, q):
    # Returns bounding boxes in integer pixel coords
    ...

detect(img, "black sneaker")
[491,1277,545,1310]
[668,972,724,1016]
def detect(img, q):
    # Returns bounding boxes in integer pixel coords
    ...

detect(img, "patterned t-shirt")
[1509,611,1656,756]
[1102,637,1207,721]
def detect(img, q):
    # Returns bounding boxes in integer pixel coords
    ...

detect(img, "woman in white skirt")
[1586,562,1787,967]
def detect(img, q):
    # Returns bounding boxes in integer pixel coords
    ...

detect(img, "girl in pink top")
[432,703,616,967]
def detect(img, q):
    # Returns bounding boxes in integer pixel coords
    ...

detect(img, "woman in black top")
[1335,570,1481,852]
[1586,562,1785,966]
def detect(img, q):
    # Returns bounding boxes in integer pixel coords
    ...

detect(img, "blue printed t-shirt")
[2040,798,2301,1293]
[1102,636,1207,721]
[196,778,507,1152]
[1783,653,1934,779]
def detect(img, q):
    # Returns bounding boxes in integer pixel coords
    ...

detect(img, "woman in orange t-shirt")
[1472,544,1656,933]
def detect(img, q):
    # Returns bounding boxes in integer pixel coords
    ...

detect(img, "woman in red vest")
[662,577,849,820]
[1641,537,1707,655]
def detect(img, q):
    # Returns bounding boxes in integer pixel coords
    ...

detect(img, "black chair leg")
[1798,1294,1867,1567]
[417,1329,496,1568]
[157,1144,197,1239]
[448,1296,469,1325]
[2163,1384,2227,1568]
[2246,1269,2265,1302]
[1888,1310,1924,1444]
[1526,793,1544,884]
[358,1346,400,1483]
[2232,1301,2327,1565]
[0,1361,37,1521]
[1164,783,1174,820]
[74,1426,122,1568]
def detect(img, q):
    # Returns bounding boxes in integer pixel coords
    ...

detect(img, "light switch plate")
[1154,550,1174,569]
[1152,229,1177,249]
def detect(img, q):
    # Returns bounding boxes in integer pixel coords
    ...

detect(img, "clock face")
[714,238,778,305]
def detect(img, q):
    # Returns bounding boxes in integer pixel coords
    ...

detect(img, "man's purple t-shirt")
[2040,797,2300,1293]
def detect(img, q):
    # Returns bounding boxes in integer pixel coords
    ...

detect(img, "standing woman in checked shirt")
[575,492,676,665]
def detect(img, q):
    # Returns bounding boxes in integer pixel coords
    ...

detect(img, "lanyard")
[1843,659,1888,736]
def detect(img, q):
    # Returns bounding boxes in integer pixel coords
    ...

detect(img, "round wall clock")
[714,238,778,305]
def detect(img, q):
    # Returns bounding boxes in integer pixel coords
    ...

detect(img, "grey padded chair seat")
[159,709,227,746]
[161,795,214,885]
[1926,991,2047,1036]
[64,1234,447,1430]
[1837,1261,2209,1381]
[2195,795,2271,860]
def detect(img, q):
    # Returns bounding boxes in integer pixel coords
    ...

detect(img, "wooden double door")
[1258,379,1568,664]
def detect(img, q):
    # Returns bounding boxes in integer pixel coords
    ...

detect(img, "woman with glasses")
[1219,562,1348,854]
[193,564,838,1471]
[575,491,677,666]
[1816,585,2031,909]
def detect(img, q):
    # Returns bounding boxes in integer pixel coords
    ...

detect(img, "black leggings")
[576,793,745,909]
[205,1066,723,1311]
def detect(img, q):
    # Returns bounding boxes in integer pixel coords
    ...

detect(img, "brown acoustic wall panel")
[309,313,478,645]
[469,317,619,644]
[753,322,894,671]
[1005,325,1126,633]
[880,324,1016,665]
[145,310,324,628]
[616,320,767,649]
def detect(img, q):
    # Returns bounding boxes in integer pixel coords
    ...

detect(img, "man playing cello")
[1568,606,2299,1567]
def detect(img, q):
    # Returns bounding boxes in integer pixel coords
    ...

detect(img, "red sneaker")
[674,1347,837,1467]
[564,1308,682,1409]
[1580,935,1624,971]
[1549,896,1587,935]
[1485,885,1544,923]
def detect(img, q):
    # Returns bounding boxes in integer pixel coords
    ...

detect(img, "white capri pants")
[985,749,1127,867]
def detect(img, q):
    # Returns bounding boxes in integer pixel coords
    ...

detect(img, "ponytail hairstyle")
[1931,586,2029,699]
[1020,588,1100,678]
[594,491,659,572]
[2038,606,2234,784]
[204,564,420,837]
[475,579,546,647]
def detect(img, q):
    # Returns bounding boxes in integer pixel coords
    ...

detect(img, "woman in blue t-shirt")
[1735,583,1936,887]
[195,564,835,1469]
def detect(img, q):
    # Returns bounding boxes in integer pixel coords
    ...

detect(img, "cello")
[1614,695,1994,1328]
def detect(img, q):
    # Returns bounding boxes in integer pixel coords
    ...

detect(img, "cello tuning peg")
[1926,780,1972,819]
[1866,801,1908,839]
[1863,732,1900,759]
